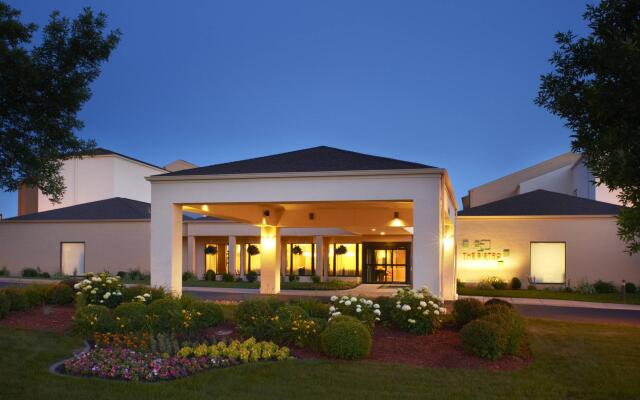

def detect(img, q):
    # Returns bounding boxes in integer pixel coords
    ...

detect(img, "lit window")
[61,242,85,276]
[205,244,228,274]
[530,242,565,284]
[247,244,261,274]
[287,244,315,276]
[328,244,360,277]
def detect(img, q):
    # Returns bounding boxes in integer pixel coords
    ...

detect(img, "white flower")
[367,300,373,306]
[92,277,99,282]
[143,293,151,298]
[350,297,357,302]
[103,292,111,299]
[395,304,401,309]
[423,310,429,315]
[373,304,380,309]
[416,293,424,299]
[419,301,427,307]
[396,301,401,305]
[408,318,416,324]
[329,306,336,312]
[375,317,380,321]
[330,296,338,302]
[99,300,104,303]
[434,310,440,315]
[83,279,90,284]
[356,308,362,313]
[106,279,112,284]
[345,301,351,306]
[401,304,411,312]
[373,309,381,315]
[341,296,349,301]
[417,306,422,310]
[432,303,439,309]
[73,283,81,290]
[439,307,446,314]
[91,289,97,294]
[83,285,92,291]
[428,300,434,305]
[76,291,82,296]
[331,311,341,317]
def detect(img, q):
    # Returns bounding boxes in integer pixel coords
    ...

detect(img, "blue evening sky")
[1,0,591,217]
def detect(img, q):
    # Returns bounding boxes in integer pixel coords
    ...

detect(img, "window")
[247,244,261,274]
[287,244,315,276]
[61,242,85,276]
[205,244,227,274]
[328,244,360,276]
[530,242,566,284]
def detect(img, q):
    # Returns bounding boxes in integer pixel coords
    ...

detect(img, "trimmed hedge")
[49,284,74,305]
[289,298,329,318]
[453,298,484,327]
[113,302,149,332]
[4,288,29,311]
[235,298,277,340]
[0,291,10,319]
[74,305,115,336]
[147,298,183,333]
[188,301,224,330]
[460,305,526,360]
[320,317,371,360]
[24,285,51,306]
[484,298,513,309]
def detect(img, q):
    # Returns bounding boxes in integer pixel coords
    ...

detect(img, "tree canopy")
[536,0,640,254]
[0,2,120,202]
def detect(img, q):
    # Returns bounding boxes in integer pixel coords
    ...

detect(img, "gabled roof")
[458,190,622,217]
[90,148,167,171]
[158,146,436,176]
[4,198,152,221]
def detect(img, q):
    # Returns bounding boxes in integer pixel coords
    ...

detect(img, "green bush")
[59,278,80,288]
[0,266,9,277]
[147,298,184,333]
[320,317,371,360]
[0,291,11,319]
[3,288,29,311]
[527,284,538,290]
[264,296,285,311]
[453,298,484,327]
[482,310,525,355]
[593,280,618,293]
[235,298,277,340]
[484,298,513,308]
[222,273,234,282]
[460,318,507,360]
[182,271,196,281]
[625,282,637,294]
[189,301,224,330]
[48,284,74,305]
[373,296,396,325]
[113,302,149,332]
[456,279,465,290]
[511,277,522,290]
[21,268,39,278]
[74,305,115,336]
[311,275,321,284]
[246,270,258,282]
[204,270,216,281]
[122,285,166,303]
[178,293,198,309]
[289,298,328,318]
[23,285,51,306]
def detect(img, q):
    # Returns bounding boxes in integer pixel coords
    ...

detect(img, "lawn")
[458,287,640,305]
[1,318,639,399]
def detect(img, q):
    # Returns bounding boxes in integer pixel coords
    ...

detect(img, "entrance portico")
[147,147,457,299]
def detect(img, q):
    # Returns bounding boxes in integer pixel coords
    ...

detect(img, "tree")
[536,0,640,254]
[0,2,120,202]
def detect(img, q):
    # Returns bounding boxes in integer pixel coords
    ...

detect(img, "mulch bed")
[0,307,531,371]
[0,305,75,333]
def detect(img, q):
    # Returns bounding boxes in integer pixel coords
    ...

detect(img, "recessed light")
[371,228,376,232]
[380,232,386,236]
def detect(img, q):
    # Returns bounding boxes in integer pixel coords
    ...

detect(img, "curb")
[49,340,91,377]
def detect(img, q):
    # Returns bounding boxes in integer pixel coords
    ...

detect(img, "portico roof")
[156,146,436,177]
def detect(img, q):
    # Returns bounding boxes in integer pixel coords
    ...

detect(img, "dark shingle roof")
[159,146,436,176]
[90,148,166,171]
[4,198,151,221]
[458,190,622,216]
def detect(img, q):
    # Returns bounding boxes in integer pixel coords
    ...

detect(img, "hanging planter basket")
[247,244,260,256]
[292,245,303,255]
[335,245,348,255]
[204,245,218,255]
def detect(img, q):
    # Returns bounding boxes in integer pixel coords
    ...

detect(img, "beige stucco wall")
[456,216,640,286]
[0,221,150,275]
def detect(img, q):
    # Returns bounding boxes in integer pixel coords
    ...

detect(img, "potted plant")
[247,244,260,256]
[204,245,217,255]
[292,245,303,255]
[335,245,347,255]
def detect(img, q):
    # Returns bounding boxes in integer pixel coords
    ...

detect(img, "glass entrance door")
[363,243,411,284]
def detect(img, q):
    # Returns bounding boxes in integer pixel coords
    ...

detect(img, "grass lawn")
[458,287,640,305]
[1,318,639,399]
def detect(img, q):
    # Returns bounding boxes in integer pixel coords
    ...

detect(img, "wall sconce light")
[201,205,209,212]
[394,211,399,219]
[390,211,404,227]
[263,210,270,217]
[309,212,314,220]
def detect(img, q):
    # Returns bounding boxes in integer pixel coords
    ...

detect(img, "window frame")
[59,241,86,276]
[529,241,566,284]
[329,243,360,277]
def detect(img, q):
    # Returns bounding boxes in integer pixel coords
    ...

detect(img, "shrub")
[21,267,39,278]
[74,272,125,308]
[328,295,380,332]
[511,277,522,290]
[460,319,506,360]
[457,279,465,290]
[576,280,595,294]
[0,291,11,319]
[113,302,149,332]
[274,305,319,347]
[453,298,484,327]
[289,298,328,318]
[126,269,146,281]
[246,270,258,282]
[389,287,445,334]
[122,285,166,303]
[182,271,196,281]
[3,288,29,311]
[476,281,493,290]
[116,271,127,278]
[49,284,74,305]
[527,284,538,290]
[204,270,216,281]
[320,317,371,360]
[0,266,9,277]
[23,285,51,306]
[482,310,526,355]
[235,298,277,340]
[147,298,184,333]
[482,276,508,290]
[311,275,321,284]
[189,301,224,330]
[40,271,51,278]
[288,275,299,282]
[593,280,618,294]
[222,273,234,282]
[59,278,80,288]
[264,296,285,311]
[625,282,637,294]
[484,298,513,308]
[74,305,115,336]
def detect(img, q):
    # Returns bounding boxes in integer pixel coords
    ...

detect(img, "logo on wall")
[461,239,509,262]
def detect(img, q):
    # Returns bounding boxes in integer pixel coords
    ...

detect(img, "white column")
[314,236,324,281]
[228,236,237,275]
[260,225,281,294]
[281,243,288,276]
[239,243,246,278]
[187,235,196,275]
[412,194,441,298]
[150,202,183,296]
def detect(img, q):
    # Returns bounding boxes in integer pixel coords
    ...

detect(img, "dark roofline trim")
[84,148,167,172]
